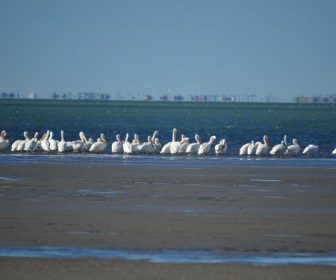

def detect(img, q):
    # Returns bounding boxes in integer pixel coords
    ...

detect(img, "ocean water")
[0,99,336,157]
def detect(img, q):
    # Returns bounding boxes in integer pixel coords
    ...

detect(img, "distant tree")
[144,94,153,101]
[52,92,59,99]
[173,95,183,101]
[100,94,109,100]
[1,92,8,98]
[9,92,15,98]
[62,93,67,99]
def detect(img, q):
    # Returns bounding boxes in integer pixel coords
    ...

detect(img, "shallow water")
[0,246,336,266]
[0,153,336,170]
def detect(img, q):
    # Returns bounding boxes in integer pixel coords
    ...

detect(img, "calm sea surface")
[0,99,335,157]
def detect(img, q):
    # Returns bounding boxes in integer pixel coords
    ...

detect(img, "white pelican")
[123,133,133,154]
[89,133,108,153]
[111,134,123,153]
[65,140,74,152]
[170,129,182,154]
[11,131,30,151]
[239,142,251,156]
[178,134,189,154]
[151,130,158,144]
[215,139,228,155]
[85,138,94,151]
[0,130,10,151]
[186,134,202,155]
[138,131,158,154]
[57,130,67,153]
[41,130,51,152]
[270,135,287,156]
[138,135,156,154]
[24,132,39,152]
[131,134,141,153]
[255,135,270,156]
[332,148,336,155]
[160,128,177,154]
[247,140,259,156]
[49,131,58,152]
[284,139,301,156]
[198,135,216,155]
[82,134,92,152]
[72,132,86,152]
[133,134,141,145]
[150,131,161,153]
[302,144,319,156]
[153,138,162,153]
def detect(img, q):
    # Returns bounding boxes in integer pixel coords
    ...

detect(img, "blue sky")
[0,0,335,101]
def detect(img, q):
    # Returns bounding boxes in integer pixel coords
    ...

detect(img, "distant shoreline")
[1,98,335,109]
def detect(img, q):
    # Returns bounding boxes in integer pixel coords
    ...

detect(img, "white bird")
[151,130,158,143]
[153,138,162,153]
[239,142,251,156]
[284,139,301,156]
[178,134,189,154]
[186,134,202,155]
[255,135,270,156]
[72,132,86,152]
[138,131,159,154]
[161,128,177,154]
[111,134,123,153]
[11,131,30,151]
[49,131,58,152]
[198,135,216,155]
[82,134,93,152]
[270,135,287,156]
[32,132,46,152]
[302,144,319,156]
[24,132,39,152]
[65,140,74,152]
[41,130,51,152]
[57,130,67,153]
[138,135,156,154]
[18,132,32,151]
[123,133,133,154]
[131,134,141,154]
[247,140,259,156]
[0,130,10,151]
[170,129,182,154]
[89,133,108,153]
[332,148,336,155]
[215,139,228,155]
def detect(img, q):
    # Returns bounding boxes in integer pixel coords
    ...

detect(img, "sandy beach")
[0,156,336,279]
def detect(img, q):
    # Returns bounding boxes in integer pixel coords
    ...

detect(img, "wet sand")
[0,158,336,279]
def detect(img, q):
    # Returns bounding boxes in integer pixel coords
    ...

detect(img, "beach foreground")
[0,156,336,279]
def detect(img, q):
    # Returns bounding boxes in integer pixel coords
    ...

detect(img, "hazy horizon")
[1,0,336,102]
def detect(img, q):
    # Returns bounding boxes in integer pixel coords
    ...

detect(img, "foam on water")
[0,246,336,266]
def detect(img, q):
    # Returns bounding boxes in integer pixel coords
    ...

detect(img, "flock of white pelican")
[0,129,335,156]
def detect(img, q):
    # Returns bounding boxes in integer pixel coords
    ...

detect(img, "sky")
[0,0,335,101]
